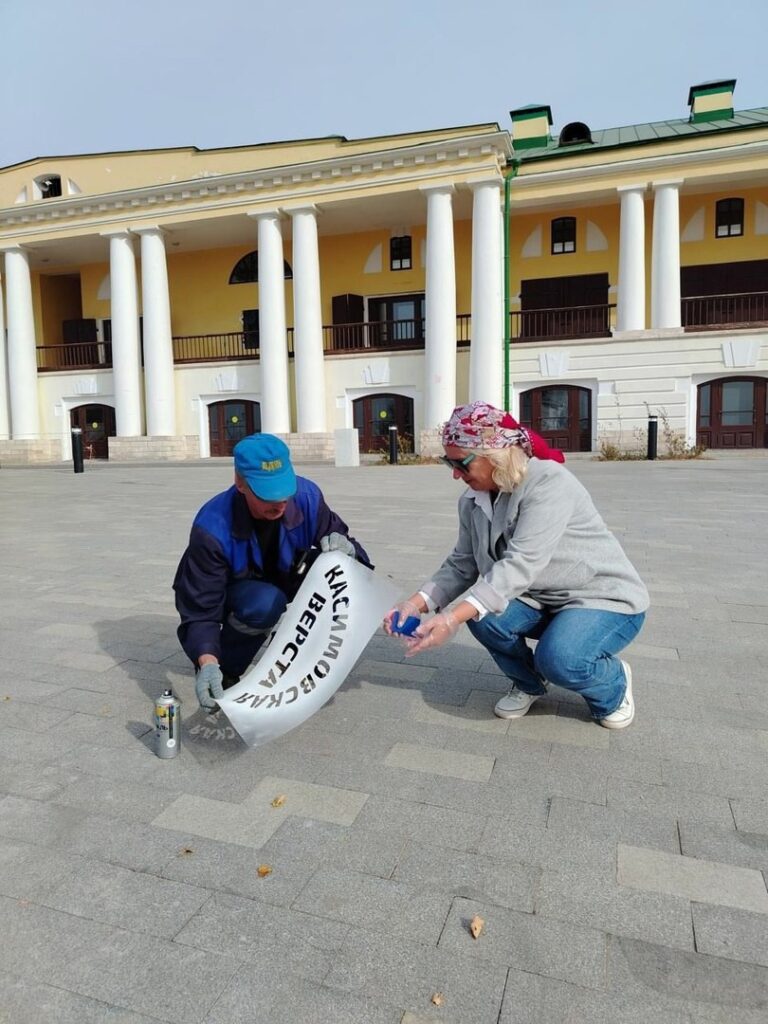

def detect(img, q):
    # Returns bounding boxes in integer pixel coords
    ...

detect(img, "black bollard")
[71,427,84,474]
[388,425,398,465]
[646,415,658,461]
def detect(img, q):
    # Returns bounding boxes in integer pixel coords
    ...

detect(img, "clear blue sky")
[2,0,766,167]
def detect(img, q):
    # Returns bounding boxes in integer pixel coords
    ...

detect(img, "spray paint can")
[154,689,181,759]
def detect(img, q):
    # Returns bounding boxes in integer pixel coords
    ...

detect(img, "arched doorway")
[70,404,115,459]
[697,377,767,449]
[519,385,591,452]
[352,394,414,453]
[208,400,262,457]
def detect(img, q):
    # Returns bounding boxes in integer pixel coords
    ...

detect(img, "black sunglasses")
[440,453,477,473]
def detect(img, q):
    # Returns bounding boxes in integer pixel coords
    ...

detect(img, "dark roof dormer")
[558,122,593,147]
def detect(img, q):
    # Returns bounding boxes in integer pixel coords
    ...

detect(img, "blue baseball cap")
[233,434,297,502]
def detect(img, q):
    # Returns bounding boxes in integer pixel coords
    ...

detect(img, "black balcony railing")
[173,320,430,362]
[682,291,768,330]
[320,318,425,352]
[37,342,113,371]
[34,294,768,373]
[511,304,615,342]
[172,331,269,363]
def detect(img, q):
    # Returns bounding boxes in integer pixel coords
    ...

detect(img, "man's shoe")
[494,686,541,720]
[598,661,634,729]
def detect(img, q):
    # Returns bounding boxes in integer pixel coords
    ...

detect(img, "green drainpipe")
[503,159,520,410]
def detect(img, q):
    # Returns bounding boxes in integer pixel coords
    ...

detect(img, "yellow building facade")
[1,78,766,463]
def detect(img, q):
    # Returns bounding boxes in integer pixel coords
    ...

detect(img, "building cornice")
[512,137,768,195]
[0,133,512,233]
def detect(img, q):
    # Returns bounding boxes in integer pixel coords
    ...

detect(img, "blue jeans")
[220,580,287,679]
[467,600,645,719]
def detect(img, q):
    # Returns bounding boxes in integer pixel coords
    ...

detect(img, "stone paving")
[1,454,767,1023]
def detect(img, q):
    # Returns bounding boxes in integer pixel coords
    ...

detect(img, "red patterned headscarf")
[441,401,565,463]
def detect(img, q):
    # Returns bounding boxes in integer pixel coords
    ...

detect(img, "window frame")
[715,198,744,238]
[389,235,413,271]
[551,217,576,255]
[35,174,63,200]
[367,292,425,345]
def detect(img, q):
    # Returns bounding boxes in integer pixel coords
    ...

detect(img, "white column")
[0,271,9,439]
[137,227,176,435]
[651,180,683,329]
[290,206,326,432]
[616,185,647,331]
[422,186,457,430]
[249,210,291,434]
[105,231,142,435]
[469,178,503,407]
[3,247,40,439]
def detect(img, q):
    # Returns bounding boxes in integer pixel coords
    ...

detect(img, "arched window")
[697,376,767,449]
[228,251,293,284]
[352,394,414,453]
[520,385,591,452]
[208,400,262,457]
[34,174,62,199]
[715,198,744,238]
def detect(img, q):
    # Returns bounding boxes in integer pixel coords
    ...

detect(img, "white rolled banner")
[217,552,398,747]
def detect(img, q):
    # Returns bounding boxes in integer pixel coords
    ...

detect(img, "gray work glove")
[320,532,356,558]
[195,663,224,711]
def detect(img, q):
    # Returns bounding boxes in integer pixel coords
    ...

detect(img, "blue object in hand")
[392,613,420,637]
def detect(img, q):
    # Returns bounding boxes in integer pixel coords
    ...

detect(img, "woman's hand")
[383,595,424,636]
[404,610,460,656]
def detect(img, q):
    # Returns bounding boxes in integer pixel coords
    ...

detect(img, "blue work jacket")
[173,477,370,664]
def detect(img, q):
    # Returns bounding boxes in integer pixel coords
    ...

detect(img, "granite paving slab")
[692,903,768,966]
[617,843,768,912]
[437,896,608,990]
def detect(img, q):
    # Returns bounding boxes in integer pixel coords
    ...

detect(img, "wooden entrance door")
[697,377,767,449]
[69,404,116,459]
[352,394,414,452]
[520,386,591,452]
[208,400,262,457]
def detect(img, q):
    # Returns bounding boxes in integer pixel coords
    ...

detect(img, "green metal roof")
[515,106,768,162]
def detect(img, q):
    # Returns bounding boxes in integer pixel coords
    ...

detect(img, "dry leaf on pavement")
[469,914,484,939]
[257,864,273,877]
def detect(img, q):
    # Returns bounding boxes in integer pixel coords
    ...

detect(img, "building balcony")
[171,318,442,364]
[682,291,768,331]
[33,294,767,372]
[510,303,615,342]
[36,341,113,371]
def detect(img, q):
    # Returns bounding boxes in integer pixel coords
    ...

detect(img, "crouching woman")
[384,402,649,729]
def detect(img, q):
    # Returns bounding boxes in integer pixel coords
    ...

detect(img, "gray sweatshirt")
[423,459,649,616]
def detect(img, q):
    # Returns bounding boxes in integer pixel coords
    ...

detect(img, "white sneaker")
[598,661,634,730]
[493,686,541,720]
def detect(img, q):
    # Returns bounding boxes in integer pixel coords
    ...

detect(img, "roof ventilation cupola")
[688,79,736,123]
[509,104,553,150]
[558,121,593,146]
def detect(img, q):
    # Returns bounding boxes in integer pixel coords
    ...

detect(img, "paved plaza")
[1,453,768,1024]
